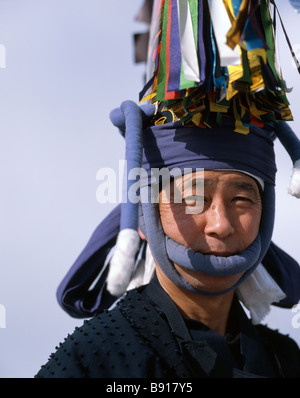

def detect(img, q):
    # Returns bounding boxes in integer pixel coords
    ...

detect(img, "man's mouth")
[205,251,234,257]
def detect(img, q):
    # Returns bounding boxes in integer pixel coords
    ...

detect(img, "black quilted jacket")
[35,280,300,378]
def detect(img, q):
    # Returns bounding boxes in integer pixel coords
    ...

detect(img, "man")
[36,1,300,378]
[35,107,300,378]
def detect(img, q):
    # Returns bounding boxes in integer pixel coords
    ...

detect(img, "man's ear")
[138,228,147,241]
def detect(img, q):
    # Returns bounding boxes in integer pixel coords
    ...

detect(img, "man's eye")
[233,196,252,203]
[184,196,196,205]
[184,196,204,206]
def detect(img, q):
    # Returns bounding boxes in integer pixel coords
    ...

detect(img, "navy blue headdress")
[106,102,300,297]
[56,100,300,317]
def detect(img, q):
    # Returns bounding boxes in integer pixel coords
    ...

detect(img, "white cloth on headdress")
[127,244,155,291]
[236,264,286,324]
[106,228,141,296]
[126,244,286,325]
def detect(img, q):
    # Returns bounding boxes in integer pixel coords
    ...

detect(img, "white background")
[0,0,299,378]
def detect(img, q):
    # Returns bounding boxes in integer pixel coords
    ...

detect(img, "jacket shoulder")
[255,324,300,377]
[35,289,176,378]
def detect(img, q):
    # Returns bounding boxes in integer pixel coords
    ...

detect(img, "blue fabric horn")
[105,101,156,297]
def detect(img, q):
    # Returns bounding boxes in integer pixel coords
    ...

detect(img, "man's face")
[158,170,263,293]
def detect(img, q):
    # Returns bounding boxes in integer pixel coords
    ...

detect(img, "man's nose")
[204,201,234,238]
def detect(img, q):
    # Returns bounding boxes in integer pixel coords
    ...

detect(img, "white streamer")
[177,0,200,82]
